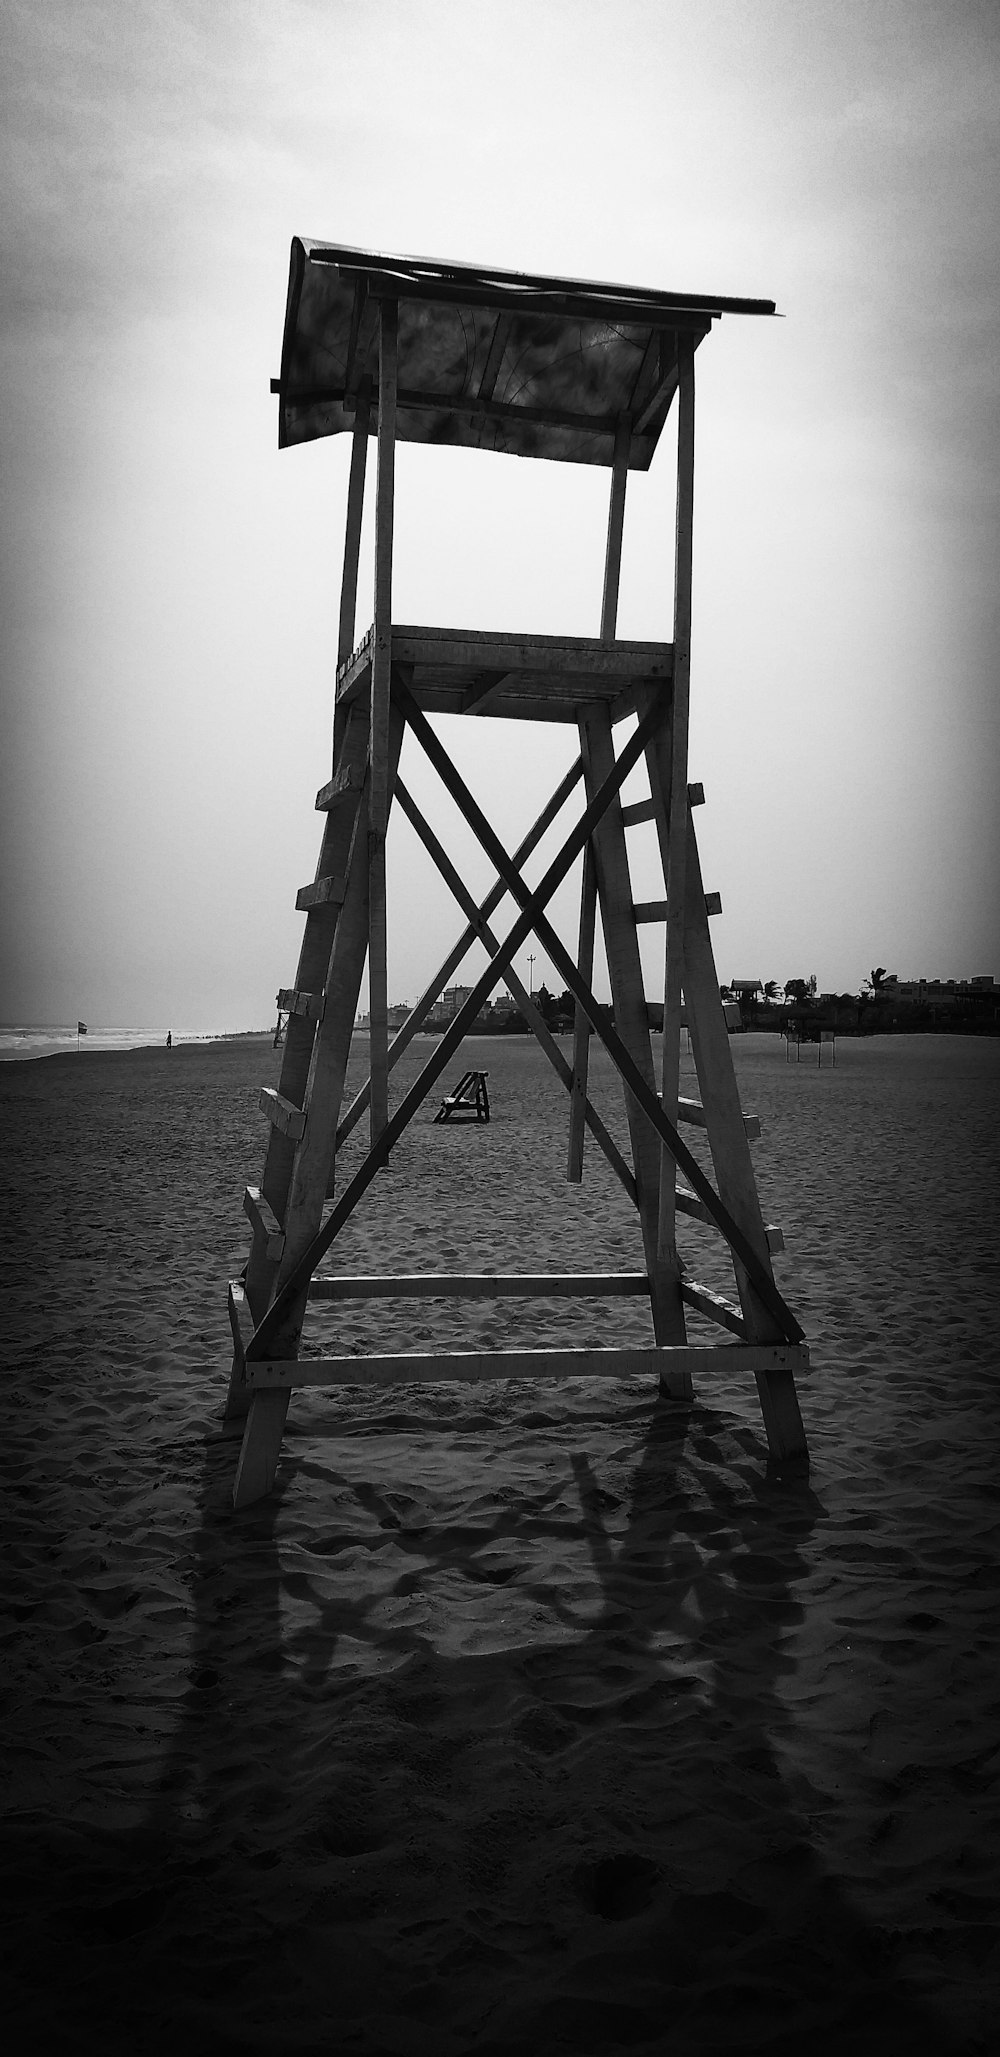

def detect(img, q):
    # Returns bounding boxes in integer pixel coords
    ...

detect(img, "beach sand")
[2,1030,998,2054]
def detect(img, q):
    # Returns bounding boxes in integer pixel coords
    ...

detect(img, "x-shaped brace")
[250,681,802,1355]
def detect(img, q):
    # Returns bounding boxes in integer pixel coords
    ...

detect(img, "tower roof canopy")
[274,238,777,470]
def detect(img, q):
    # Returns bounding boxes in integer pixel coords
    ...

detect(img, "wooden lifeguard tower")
[224,238,809,1508]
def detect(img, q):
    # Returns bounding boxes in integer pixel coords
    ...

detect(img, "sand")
[1,1029,998,2055]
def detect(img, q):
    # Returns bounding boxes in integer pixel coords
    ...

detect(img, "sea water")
[0,1024,218,1062]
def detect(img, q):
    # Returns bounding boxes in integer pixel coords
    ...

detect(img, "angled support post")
[369,299,397,1148]
[333,375,372,771]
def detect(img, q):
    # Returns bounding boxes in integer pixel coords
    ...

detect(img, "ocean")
[0,1024,267,1062]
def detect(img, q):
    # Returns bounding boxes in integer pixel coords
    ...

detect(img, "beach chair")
[434,1071,490,1124]
[224,239,810,1507]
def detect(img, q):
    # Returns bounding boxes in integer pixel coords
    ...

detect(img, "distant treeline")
[742,998,1000,1039]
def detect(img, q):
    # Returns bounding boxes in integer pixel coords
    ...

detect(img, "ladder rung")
[259,1087,306,1140]
[295,874,347,912]
[647,999,738,1029]
[678,1096,761,1141]
[674,1188,783,1253]
[276,987,325,1023]
[243,1185,285,1261]
[308,1271,650,1301]
[680,1280,747,1337]
[245,1341,811,1391]
[633,893,721,920]
[315,763,364,811]
[621,784,704,826]
[227,1279,254,1366]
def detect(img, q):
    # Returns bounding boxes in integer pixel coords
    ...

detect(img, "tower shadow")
[8,1389,968,2057]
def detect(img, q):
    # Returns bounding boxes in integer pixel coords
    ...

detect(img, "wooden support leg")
[369,298,397,1148]
[753,1365,808,1468]
[579,702,687,1364]
[567,840,597,1182]
[223,1351,250,1427]
[681,815,808,1464]
[233,1390,290,1510]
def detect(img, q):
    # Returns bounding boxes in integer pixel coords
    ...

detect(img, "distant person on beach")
[166,1032,172,1049]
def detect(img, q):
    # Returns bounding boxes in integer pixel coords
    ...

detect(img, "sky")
[2,0,998,1032]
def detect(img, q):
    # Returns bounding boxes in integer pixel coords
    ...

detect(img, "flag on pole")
[78,1021,88,1035]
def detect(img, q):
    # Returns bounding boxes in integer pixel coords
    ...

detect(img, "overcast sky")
[2,0,997,1030]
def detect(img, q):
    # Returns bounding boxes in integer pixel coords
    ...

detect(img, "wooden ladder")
[223,695,403,1506]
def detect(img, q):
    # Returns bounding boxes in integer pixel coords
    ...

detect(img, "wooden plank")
[276,987,325,1023]
[337,378,371,671]
[633,342,681,438]
[247,1342,811,1390]
[222,1280,254,1425]
[680,811,809,1462]
[461,670,513,714]
[295,874,347,912]
[389,627,673,679]
[342,282,378,406]
[336,625,374,696]
[633,899,668,924]
[316,763,364,810]
[673,1191,780,1251]
[566,837,598,1184]
[233,1390,291,1508]
[397,385,620,438]
[308,1271,650,1301]
[243,1186,285,1263]
[227,1278,253,1364]
[269,705,403,1356]
[680,1280,747,1338]
[654,343,696,1390]
[579,701,686,1356]
[600,415,630,641]
[678,1095,760,1140]
[621,797,656,827]
[371,301,397,839]
[649,1000,740,1031]
[261,702,371,1239]
[393,776,636,1204]
[259,1087,306,1141]
[369,299,397,1147]
[336,755,584,1147]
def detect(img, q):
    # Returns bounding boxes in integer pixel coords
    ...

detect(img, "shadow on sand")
[4,1393,967,2057]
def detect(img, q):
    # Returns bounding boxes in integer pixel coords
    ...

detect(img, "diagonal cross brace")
[248,697,662,1358]
[394,774,637,1204]
[397,681,803,1344]
[335,749,585,1146]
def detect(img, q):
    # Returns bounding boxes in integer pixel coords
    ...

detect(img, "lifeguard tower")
[224,239,809,1507]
